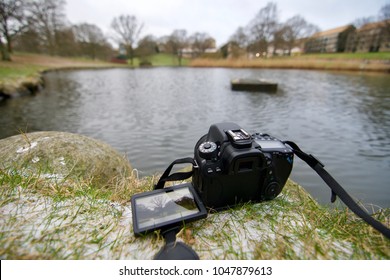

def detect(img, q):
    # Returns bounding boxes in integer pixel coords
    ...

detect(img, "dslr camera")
[192,122,294,209]
[132,122,294,236]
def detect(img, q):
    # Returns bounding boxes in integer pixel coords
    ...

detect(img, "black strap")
[154,157,196,189]
[284,141,390,239]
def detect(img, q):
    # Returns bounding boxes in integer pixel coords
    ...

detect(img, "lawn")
[136,53,191,66]
[190,52,390,72]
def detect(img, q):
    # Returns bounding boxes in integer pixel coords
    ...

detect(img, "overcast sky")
[66,0,389,46]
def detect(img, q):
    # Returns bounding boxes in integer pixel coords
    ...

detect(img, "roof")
[312,25,355,38]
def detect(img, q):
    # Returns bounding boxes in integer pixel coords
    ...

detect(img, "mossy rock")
[0,131,132,189]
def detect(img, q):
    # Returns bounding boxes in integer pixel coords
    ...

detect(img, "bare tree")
[272,24,288,55]
[73,23,109,59]
[111,14,143,66]
[151,195,168,210]
[283,15,319,55]
[229,26,249,48]
[166,29,187,66]
[379,3,390,36]
[248,2,279,57]
[189,32,215,56]
[379,3,390,21]
[27,0,68,56]
[228,26,249,58]
[0,0,27,60]
[353,16,376,28]
[136,34,158,63]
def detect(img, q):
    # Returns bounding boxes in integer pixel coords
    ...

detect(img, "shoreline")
[1,53,389,100]
[0,53,130,100]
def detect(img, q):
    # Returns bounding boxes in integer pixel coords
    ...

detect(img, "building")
[304,25,355,53]
[346,20,390,52]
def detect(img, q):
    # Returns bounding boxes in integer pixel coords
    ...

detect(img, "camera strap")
[154,157,196,189]
[284,141,390,239]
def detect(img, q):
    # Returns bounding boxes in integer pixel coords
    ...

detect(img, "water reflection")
[0,68,389,208]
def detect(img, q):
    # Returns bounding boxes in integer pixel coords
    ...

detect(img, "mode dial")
[198,141,218,160]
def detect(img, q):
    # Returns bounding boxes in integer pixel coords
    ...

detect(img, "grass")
[0,162,389,259]
[300,52,390,60]
[0,164,160,259]
[190,52,390,72]
[135,53,191,66]
[0,64,43,82]
[189,181,390,259]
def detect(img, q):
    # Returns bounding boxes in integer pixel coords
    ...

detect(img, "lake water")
[1,68,389,208]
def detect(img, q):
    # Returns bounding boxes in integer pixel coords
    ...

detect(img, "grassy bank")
[0,53,128,81]
[0,53,191,98]
[190,52,390,72]
[0,162,389,259]
[0,53,131,98]
[135,53,190,66]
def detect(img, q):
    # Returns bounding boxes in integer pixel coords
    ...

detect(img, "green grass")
[0,64,43,83]
[135,53,191,66]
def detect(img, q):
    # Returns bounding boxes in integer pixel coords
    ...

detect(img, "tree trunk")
[6,35,13,53]
[0,41,12,61]
[127,45,134,66]
[177,50,182,66]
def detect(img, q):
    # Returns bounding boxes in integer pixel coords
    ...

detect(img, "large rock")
[0,131,132,187]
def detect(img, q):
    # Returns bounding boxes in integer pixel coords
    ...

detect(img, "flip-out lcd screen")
[131,183,207,236]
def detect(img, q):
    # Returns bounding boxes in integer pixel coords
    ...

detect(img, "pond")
[1,67,389,208]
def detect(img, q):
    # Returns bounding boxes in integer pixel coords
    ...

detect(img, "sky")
[65,0,389,47]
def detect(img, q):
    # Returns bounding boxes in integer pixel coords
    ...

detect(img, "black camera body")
[192,123,294,210]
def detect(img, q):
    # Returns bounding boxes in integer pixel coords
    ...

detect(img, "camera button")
[216,167,222,172]
[207,168,213,174]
